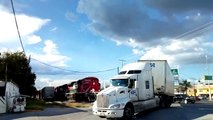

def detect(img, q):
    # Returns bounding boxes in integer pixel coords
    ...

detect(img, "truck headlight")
[110,104,121,109]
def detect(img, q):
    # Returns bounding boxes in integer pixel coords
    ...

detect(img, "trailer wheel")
[123,104,134,120]
[166,97,172,107]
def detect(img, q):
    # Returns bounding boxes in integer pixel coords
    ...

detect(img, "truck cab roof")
[111,74,137,80]
[120,62,147,72]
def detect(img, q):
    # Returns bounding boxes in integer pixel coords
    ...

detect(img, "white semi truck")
[93,60,174,120]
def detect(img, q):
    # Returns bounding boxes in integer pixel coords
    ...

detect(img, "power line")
[174,20,213,40]
[31,58,78,73]
[9,0,213,75]
[9,0,116,74]
[10,0,25,54]
[31,57,117,74]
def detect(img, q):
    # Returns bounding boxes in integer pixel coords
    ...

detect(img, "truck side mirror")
[128,79,134,88]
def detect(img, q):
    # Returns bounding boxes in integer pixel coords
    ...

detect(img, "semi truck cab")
[93,60,174,119]
[93,62,158,119]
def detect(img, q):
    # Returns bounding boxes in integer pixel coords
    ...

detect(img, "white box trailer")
[0,81,26,113]
[93,60,174,119]
[138,60,174,96]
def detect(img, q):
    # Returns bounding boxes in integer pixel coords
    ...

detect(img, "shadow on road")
[0,107,88,120]
[134,102,213,120]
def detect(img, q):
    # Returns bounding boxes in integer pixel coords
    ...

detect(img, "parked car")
[173,94,186,103]
[184,96,195,104]
[173,94,195,104]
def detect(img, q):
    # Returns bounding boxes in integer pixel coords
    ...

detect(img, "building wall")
[196,85,213,96]
[186,83,213,100]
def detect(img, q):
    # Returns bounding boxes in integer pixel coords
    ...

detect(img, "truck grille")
[97,94,109,108]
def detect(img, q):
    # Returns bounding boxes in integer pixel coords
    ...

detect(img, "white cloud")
[77,0,213,67]
[32,53,70,67]
[35,77,76,90]
[29,40,70,73]
[140,37,212,67]
[26,35,42,44]
[132,48,144,55]
[127,38,142,48]
[0,4,71,76]
[140,46,172,61]
[0,4,70,72]
[0,4,49,48]
[43,40,59,55]
[166,38,202,52]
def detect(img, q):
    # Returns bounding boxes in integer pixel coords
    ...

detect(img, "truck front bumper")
[93,108,124,118]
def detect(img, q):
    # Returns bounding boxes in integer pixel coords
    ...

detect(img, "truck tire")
[166,97,173,107]
[159,97,166,108]
[107,118,117,120]
[160,96,172,108]
[123,104,134,120]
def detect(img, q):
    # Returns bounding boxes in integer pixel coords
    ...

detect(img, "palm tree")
[179,80,192,95]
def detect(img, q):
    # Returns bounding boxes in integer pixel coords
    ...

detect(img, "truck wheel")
[160,97,166,108]
[166,97,172,107]
[106,118,117,120]
[123,104,133,120]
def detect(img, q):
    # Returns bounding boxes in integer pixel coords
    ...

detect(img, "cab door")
[129,79,138,101]
[144,78,154,99]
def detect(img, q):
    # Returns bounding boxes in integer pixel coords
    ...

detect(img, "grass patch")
[26,98,66,111]
[64,102,92,108]
[26,98,92,111]
[26,98,46,111]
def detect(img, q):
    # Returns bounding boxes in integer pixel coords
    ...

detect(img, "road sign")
[203,75,213,80]
[171,69,179,75]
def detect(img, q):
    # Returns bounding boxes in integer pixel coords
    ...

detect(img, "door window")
[145,81,149,89]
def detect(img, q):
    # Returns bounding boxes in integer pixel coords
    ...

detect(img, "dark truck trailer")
[40,86,55,101]
[67,77,101,102]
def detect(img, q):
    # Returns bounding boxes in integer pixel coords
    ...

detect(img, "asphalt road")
[0,101,213,120]
[135,102,213,120]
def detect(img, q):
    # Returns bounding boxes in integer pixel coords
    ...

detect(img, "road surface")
[0,101,213,120]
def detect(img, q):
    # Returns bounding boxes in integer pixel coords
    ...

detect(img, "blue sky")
[0,0,213,89]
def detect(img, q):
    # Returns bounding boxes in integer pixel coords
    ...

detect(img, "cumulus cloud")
[0,3,71,76]
[78,0,213,43]
[29,40,71,75]
[77,0,213,64]
[26,35,42,44]
[35,77,76,90]
[0,4,50,49]
[140,37,213,66]
[143,0,213,15]
[43,40,59,55]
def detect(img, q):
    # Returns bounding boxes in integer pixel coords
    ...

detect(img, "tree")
[0,51,37,96]
[179,80,192,94]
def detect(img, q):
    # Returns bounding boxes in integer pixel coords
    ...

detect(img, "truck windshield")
[118,71,126,75]
[111,79,128,87]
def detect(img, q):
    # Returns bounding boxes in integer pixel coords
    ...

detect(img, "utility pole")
[205,55,212,101]
[5,63,7,83]
[119,59,126,67]
[4,62,8,112]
